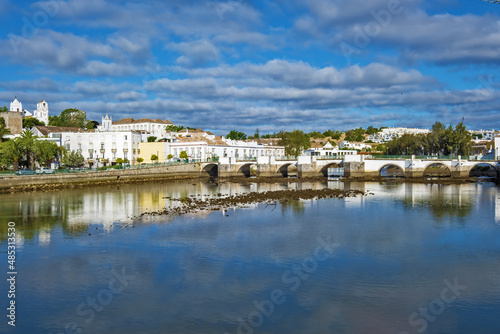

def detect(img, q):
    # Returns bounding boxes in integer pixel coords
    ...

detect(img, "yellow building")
[139,142,171,163]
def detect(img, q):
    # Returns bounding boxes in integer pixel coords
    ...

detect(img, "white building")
[33,100,49,125]
[97,115,175,142]
[304,142,357,157]
[470,129,499,141]
[9,98,22,112]
[340,140,372,150]
[139,140,285,163]
[8,98,50,125]
[367,127,431,143]
[32,125,141,165]
[494,136,500,160]
[61,131,142,164]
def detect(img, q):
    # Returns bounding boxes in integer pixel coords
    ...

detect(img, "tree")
[0,106,7,112]
[20,129,37,169]
[0,117,11,142]
[150,154,158,163]
[167,154,173,160]
[86,120,99,129]
[34,140,62,167]
[344,128,365,142]
[385,121,472,156]
[254,128,260,139]
[366,126,379,135]
[64,151,85,168]
[0,139,23,170]
[166,125,185,132]
[23,117,46,129]
[226,130,247,140]
[179,151,188,160]
[49,108,90,128]
[115,158,124,165]
[147,136,157,142]
[323,129,342,140]
[136,157,144,164]
[278,130,311,157]
[307,131,325,138]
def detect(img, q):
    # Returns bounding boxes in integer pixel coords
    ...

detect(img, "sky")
[1,0,500,135]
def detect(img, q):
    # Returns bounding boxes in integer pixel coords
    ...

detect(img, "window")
[101,143,105,150]
[124,135,128,140]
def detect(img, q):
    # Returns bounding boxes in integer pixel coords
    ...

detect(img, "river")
[1,180,499,334]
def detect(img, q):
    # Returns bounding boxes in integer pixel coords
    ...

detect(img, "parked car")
[36,167,55,174]
[15,169,36,175]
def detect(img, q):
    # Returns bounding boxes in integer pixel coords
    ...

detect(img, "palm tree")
[2,140,23,171]
[0,118,11,142]
[20,129,37,169]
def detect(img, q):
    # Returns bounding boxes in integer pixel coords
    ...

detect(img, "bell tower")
[35,100,49,125]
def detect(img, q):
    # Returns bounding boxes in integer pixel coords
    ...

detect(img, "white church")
[10,98,50,125]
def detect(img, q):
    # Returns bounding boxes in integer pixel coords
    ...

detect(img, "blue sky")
[1,0,500,135]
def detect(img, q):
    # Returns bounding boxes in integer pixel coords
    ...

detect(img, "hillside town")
[0,98,499,170]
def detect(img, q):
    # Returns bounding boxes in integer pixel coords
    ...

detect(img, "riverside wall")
[0,164,207,191]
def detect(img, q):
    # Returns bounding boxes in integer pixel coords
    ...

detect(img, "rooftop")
[33,126,85,136]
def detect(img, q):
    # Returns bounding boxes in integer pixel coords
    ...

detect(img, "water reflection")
[1,180,500,333]
[1,181,499,243]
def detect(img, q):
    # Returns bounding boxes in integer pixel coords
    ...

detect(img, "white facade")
[170,141,284,160]
[33,100,49,125]
[97,115,175,142]
[9,98,22,112]
[494,136,500,160]
[61,131,142,164]
[340,141,372,150]
[470,129,498,141]
[367,127,431,143]
[140,141,285,163]
[304,142,357,157]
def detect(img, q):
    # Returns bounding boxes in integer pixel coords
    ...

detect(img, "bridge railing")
[369,155,473,160]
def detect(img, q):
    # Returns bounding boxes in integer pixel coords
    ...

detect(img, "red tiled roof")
[112,118,174,125]
[33,126,84,135]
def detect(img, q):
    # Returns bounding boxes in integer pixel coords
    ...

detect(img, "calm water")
[1,180,500,334]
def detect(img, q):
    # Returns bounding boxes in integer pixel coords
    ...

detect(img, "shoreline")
[0,171,489,194]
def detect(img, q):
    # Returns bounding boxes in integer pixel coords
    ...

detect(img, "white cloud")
[169,40,221,67]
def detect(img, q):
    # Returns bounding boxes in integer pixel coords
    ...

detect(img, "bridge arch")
[469,162,498,178]
[237,163,257,177]
[423,162,451,178]
[319,162,343,177]
[277,163,295,177]
[201,163,218,178]
[378,164,405,178]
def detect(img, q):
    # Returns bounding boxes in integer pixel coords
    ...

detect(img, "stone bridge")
[205,155,500,179]
[341,155,500,179]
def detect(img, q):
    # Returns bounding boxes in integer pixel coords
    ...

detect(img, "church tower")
[10,98,22,112]
[101,114,112,131]
[34,100,49,125]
